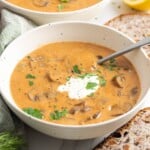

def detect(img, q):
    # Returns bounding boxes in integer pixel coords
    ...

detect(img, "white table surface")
[23,0,150,150]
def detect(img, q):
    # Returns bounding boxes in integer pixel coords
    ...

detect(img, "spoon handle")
[97,37,150,65]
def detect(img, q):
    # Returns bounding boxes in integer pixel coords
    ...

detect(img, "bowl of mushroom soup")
[0,22,149,139]
[0,0,109,24]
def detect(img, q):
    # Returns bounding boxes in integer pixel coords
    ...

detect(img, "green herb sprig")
[78,73,95,79]
[86,82,98,90]
[58,0,70,11]
[58,3,64,11]
[0,132,25,150]
[26,74,36,79]
[99,76,106,87]
[26,73,36,86]
[23,108,43,119]
[102,58,119,71]
[72,65,81,74]
[50,109,68,120]
[60,0,70,2]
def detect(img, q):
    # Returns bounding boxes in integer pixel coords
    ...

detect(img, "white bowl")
[0,22,150,140]
[0,0,109,25]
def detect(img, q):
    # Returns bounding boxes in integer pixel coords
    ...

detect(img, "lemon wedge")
[123,0,150,11]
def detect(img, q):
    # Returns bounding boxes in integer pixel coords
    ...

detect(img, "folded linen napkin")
[0,8,37,150]
[0,9,37,53]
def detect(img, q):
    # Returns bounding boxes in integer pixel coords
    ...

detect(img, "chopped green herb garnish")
[96,70,101,73]
[58,0,70,11]
[58,3,64,11]
[26,74,36,79]
[102,58,118,71]
[26,74,35,86]
[29,80,34,86]
[23,108,43,119]
[78,73,87,79]
[108,64,117,71]
[50,109,68,120]
[86,82,98,90]
[60,0,70,2]
[109,58,116,64]
[99,76,106,87]
[78,73,95,79]
[78,73,106,88]
[72,65,81,74]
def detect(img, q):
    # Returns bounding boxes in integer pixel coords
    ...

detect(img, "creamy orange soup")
[7,0,101,12]
[10,42,141,125]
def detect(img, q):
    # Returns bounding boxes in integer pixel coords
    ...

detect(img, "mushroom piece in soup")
[10,42,141,125]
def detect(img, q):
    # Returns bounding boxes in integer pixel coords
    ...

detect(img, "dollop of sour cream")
[57,74,100,99]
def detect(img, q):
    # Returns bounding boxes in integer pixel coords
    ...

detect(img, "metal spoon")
[97,37,150,65]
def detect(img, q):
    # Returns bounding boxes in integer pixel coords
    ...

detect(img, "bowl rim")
[0,21,148,129]
[1,0,109,15]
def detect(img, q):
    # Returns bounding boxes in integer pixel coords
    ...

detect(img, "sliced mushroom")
[113,74,126,88]
[69,106,81,114]
[69,101,92,114]
[109,104,124,116]
[129,87,139,100]
[32,0,49,7]
[123,66,131,71]
[46,71,63,83]
[80,106,92,112]
[69,102,85,114]
[64,58,72,73]
[123,103,132,112]
[90,62,98,71]
[92,112,101,119]
[46,72,55,82]
[29,61,35,69]
[75,101,86,107]
[86,112,101,121]
[43,91,57,99]
[130,87,138,96]
[28,56,45,69]
[46,69,69,83]
[91,65,96,71]
[97,55,103,59]
[27,92,40,101]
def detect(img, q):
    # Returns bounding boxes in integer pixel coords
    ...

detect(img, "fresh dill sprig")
[0,132,26,150]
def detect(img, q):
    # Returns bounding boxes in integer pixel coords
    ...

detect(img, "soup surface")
[7,0,101,12]
[10,42,141,125]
